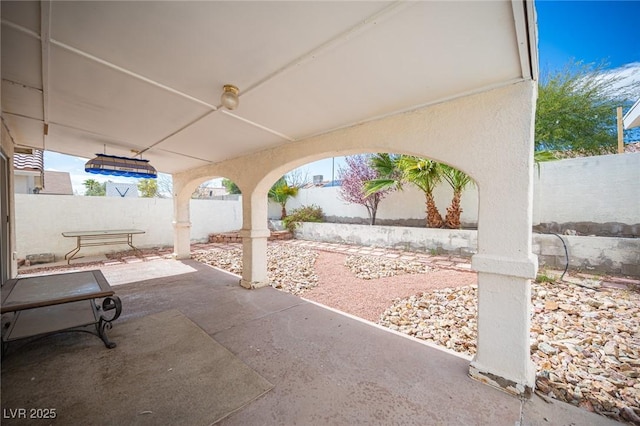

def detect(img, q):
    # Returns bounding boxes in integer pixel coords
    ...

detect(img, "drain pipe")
[552,233,569,281]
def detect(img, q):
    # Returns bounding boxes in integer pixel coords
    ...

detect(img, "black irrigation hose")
[552,233,569,281]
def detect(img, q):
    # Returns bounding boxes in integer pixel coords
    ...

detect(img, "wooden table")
[1,270,122,356]
[62,229,145,264]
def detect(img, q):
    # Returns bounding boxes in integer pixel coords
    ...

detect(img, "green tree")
[441,165,474,229]
[222,178,241,194]
[399,156,445,228]
[83,179,106,196]
[535,60,637,155]
[268,176,299,219]
[366,154,445,228]
[138,179,158,198]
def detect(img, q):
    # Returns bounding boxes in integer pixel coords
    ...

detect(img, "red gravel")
[303,251,477,322]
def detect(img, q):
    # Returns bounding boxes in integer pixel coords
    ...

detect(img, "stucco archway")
[172,81,538,396]
[171,173,248,262]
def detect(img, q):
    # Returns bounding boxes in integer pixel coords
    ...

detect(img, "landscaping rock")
[192,244,318,295]
[344,254,430,280]
[378,280,640,424]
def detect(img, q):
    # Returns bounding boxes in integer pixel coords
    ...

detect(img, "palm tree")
[82,178,106,196]
[364,153,402,193]
[441,165,473,229]
[400,156,444,228]
[366,154,444,228]
[268,176,299,219]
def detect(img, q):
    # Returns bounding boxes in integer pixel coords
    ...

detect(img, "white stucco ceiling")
[1,1,537,174]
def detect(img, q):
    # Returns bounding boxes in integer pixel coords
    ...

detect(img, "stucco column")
[172,177,192,260]
[239,190,270,289]
[468,81,538,396]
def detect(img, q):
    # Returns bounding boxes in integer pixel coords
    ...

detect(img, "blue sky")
[45,1,640,193]
[536,0,640,72]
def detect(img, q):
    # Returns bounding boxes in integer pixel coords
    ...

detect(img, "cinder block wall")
[14,153,639,268]
[271,153,640,236]
[15,195,242,260]
[294,222,640,276]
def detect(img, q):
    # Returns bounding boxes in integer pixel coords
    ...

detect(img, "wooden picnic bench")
[1,270,122,357]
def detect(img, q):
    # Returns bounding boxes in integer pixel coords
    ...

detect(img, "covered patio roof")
[2,0,544,401]
[2,1,536,171]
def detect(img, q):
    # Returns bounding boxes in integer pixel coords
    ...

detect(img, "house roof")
[1,1,537,175]
[624,99,640,130]
[39,170,73,195]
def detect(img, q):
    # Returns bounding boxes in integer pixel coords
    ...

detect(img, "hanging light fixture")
[220,84,240,110]
[85,153,157,179]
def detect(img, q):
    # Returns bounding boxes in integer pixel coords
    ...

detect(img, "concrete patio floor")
[4,258,621,425]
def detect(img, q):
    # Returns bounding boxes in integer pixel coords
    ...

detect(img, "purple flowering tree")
[338,154,393,225]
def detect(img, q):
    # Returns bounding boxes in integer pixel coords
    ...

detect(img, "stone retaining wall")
[292,222,640,277]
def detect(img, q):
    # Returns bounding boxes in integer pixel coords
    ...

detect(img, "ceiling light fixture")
[220,84,240,110]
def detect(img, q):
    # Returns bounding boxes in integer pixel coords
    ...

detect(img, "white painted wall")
[535,153,640,225]
[13,174,39,195]
[269,153,640,228]
[190,197,242,239]
[15,152,639,260]
[271,183,479,226]
[15,195,241,259]
[295,222,478,255]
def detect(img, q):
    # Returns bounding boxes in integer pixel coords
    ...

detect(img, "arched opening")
[180,150,481,360]
[266,154,479,231]
[169,82,538,396]
[171,174,245,260]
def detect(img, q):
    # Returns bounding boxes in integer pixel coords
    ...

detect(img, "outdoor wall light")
[220,84,240,110]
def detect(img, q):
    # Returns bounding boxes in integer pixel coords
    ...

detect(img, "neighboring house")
[302,176,342,189]
[13,150,73,195]
[194,185,227,199]
[106,182,138,198]
[39,171,73,195]
[625,141,640,153]
[623,99,640,146]
[623,98,640,130]
[13,149,73,195]
[13,149,44,194]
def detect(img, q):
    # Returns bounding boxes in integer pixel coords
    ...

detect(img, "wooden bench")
[1,270,122,356]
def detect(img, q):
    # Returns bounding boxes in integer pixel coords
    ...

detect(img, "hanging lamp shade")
[85,154,157,178]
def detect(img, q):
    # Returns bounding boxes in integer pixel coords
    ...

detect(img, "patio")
[1,257,620,425]
[3,0,542,396]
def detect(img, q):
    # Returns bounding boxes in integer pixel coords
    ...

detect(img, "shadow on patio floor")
[2,258,621,425]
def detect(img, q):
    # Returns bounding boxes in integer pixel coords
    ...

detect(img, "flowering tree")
[338,154,393,225]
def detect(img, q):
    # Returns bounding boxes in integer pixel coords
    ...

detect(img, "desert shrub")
[283,204,324,232]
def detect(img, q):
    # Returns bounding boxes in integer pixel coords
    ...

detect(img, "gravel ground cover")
[344,254,429,279]
[305,251,475,322]
[192,245,318,295]
[378,280,640,424]
[18,242,639,424]
[193,245,640,424]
